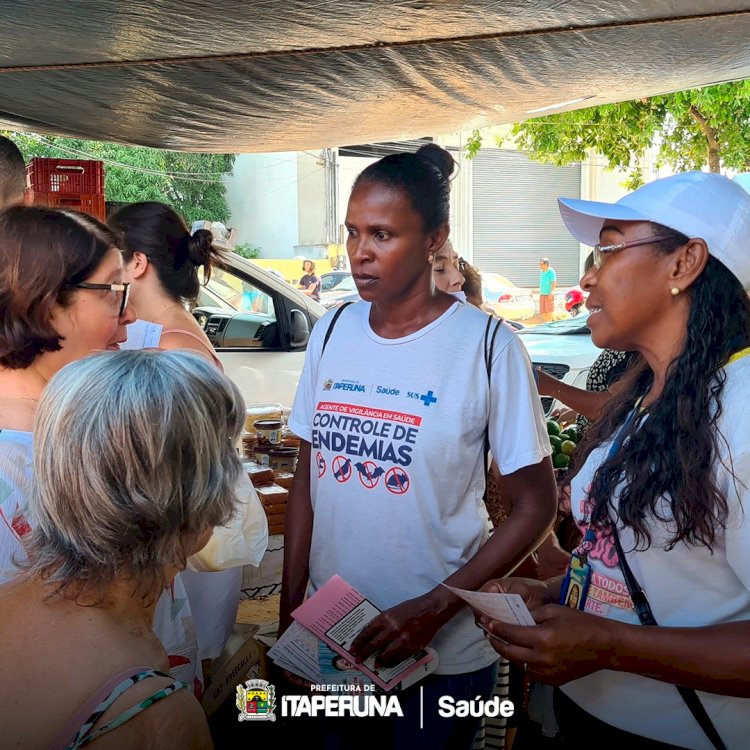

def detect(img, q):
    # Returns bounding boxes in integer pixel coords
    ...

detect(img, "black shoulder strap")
[321,302,354,355]
[611,525,727,750]
[483,315,503,500]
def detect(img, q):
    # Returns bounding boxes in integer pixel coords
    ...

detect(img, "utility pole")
[322,147,338,244]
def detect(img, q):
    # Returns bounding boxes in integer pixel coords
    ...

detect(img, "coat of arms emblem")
[236,678,276,722]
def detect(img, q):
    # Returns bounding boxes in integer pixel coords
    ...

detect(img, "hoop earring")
[671,287,680,296]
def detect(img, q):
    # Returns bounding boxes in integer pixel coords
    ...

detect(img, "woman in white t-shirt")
[281,144,556,749]
[478,172,750,750]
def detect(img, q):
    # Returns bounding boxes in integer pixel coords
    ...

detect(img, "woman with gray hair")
[0,349,244,749]
[108,202,251,670]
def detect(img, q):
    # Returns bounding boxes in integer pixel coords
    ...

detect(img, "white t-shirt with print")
[562,355,750,749]
[289,300,551,674]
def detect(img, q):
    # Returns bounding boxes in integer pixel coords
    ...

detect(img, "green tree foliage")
[234,242,262,259]
[466,81,750,190]
[2,131,235,224]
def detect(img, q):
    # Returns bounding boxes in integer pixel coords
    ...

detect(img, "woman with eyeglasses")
[108,202,251,679]
[0,205,206,694]
[535,252,640,435]
[477,172,750,749]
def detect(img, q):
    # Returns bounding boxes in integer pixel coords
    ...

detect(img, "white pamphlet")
[442,584,536,626]
[120,320,163,350]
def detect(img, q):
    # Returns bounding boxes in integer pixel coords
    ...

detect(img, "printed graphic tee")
[290,300,551,674]
[562,354,750,749]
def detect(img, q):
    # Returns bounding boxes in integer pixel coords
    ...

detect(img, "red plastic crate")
[27,190,106,221]
[26,158,104,195]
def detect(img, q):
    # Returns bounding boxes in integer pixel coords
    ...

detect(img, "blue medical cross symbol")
[420,390,438,407]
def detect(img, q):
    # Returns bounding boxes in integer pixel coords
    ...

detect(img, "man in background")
[538,257,556,322]
[0,136,26,208]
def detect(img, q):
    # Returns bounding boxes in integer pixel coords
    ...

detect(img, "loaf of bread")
[273,471,295,489]
[255,484,289,506]
[281,431,301,448]
[243,460,274,487]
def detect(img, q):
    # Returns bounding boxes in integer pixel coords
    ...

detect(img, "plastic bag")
[187,471,269,572]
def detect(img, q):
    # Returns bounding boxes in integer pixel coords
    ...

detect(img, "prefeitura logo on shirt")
[312,401,422,493]
[322,379,366,393]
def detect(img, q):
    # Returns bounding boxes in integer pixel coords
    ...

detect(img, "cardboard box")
[254,622,279,681]
[242,534,284,596]
[191,219,238,251]
[202,623,260,716]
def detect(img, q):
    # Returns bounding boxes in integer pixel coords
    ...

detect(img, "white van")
[192,253,324,406]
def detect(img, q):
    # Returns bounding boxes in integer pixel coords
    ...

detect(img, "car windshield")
[326,275,357,293]
[198,282,236,310]
[519,312,591,335]
[482,274,515,291]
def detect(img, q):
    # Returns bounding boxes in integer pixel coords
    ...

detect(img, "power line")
[24,134,316,183]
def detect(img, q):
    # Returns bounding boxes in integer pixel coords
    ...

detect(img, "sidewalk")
[524,291,569,328]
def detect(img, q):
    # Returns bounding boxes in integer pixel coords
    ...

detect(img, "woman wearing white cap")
[476,172,750,750]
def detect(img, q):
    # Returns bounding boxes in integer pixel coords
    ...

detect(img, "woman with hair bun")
[281,143,556,748]
[108,202,246,672]
[108,201,224,368]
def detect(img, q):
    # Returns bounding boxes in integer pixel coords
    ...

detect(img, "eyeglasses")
[592,235,674,270]
[71,281,131,317]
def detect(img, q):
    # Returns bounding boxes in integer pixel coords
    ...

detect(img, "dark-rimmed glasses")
[592,235,675,270]
[71,282,131,317]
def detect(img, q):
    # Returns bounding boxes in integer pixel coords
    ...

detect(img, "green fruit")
[560,440,577,456]
[549,435,563,452]
[547,420,561,437]
[553,453,571,469]
[562,426,579,442]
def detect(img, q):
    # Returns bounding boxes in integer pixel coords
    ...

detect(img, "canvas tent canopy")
[1,1,750,152]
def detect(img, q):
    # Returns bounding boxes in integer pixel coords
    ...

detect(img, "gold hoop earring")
[671,287,680,296]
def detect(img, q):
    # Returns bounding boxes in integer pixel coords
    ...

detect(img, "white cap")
[558,172,750,290]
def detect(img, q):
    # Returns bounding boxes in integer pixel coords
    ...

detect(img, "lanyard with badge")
[559,397,644,610]
[560,346,750,610]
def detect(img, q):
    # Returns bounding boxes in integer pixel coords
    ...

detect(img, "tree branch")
[689,105,721,172]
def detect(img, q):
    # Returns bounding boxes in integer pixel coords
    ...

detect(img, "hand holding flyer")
[441,583,536,626]
[291,575,436,691]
